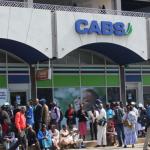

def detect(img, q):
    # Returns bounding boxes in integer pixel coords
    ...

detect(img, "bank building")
[0,0,150,111]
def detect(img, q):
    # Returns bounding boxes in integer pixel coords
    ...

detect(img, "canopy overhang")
[0,39,49,64]
[81,43,145,65]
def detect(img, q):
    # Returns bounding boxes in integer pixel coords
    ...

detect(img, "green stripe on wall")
[53,75,80,87]
[107,75,120,86]
[0,75,7,88]
[143,75,150,85]
[37,80,52,88]
[36,75,120,87]
[81,75,106,86]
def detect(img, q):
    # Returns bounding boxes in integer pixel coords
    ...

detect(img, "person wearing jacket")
[33,98,43,133]
[37,124,52,150]
[9,106,27,150]
[26,100,34,127]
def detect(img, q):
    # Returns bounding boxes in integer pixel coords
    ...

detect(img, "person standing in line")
[88,106,99,140]
[95,103,107,147]
[0,106,11,137]
[114,102,125,147]
[50,103,60,130]
[9,106,27,150]
[77,103,88,141]
[40,99,50,127]
[65,104,76,129]
[131,102,139,136]
[123,105,137,148]
[26,100,34,127]
[143,104,150,150]
[33,98,43,133]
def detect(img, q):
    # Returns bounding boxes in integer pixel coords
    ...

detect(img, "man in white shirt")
[96,103,107,147]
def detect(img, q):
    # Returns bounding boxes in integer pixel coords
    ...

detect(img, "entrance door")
[10,92,27,106]
[126,82,142,104]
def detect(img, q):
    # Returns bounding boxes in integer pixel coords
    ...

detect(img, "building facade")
[0,0,150,111]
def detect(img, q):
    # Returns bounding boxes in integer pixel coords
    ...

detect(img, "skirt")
[79,122,87,136]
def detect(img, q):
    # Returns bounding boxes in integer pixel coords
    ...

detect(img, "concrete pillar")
[120,65,126,105]
[115,0,121,10]
[30,65,36,99]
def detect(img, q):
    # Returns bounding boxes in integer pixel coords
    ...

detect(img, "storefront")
[0,4,149,109]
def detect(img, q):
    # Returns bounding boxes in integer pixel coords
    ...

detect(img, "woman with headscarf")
[123,105,137,148]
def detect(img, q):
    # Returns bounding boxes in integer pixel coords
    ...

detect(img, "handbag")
[42,138,52,148]
[98,117,107,126]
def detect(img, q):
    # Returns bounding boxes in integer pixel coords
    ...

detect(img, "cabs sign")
[75,19,132,36]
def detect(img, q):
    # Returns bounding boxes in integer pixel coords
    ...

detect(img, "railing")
[0,0,149,18]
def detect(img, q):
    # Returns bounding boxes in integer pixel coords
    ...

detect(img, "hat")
[131,101,136,105]
[40,99,46,105]
[138,103,144,108]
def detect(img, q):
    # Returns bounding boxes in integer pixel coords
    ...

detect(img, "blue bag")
[42,138,52,148]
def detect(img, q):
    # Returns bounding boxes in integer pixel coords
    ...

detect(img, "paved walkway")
[68,144,144,150]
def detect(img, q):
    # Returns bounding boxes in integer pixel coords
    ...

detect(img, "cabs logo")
[75,19,132,36]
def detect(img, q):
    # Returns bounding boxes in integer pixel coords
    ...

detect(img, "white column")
[115,0,121,10]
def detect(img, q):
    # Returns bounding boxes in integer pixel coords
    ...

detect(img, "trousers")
[97,125,107,145]
[143,126,150,150]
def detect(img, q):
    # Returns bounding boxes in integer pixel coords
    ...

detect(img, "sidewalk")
[84,138,145,147]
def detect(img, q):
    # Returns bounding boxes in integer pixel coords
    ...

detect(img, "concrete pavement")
[75,144,144,150]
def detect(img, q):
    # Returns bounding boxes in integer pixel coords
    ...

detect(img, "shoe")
[81,144,86,148]
[102,145,106,147]
[95,145,101,147]
[132,144,135,148]
[124,145,127,148]
[118,145,122,147]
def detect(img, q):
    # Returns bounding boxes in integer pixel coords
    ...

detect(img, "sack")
[123,119,132,128]
[42,138,52,148]
[98,117,107,126]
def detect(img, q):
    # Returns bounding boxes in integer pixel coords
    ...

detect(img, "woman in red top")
[65,104,76,129]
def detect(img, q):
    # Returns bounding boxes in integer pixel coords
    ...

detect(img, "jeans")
[116,124,125,146]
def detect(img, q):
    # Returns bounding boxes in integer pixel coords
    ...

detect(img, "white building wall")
[0,6,53,58]
[55,11,148,60]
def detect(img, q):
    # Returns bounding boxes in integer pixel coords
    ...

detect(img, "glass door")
[126,82,139,104]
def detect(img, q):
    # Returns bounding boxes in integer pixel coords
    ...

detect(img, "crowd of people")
[0,98,150,150]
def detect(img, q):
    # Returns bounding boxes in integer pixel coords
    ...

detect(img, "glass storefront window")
[143,86,150,106]
[107,87,120,103]
[37,88,53,105]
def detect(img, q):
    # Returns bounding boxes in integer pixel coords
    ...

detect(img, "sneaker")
[124,145,127,148]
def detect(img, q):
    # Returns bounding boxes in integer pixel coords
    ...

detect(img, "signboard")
[75,19,132,36]
[0,89,8,106]
[36,68,51,80]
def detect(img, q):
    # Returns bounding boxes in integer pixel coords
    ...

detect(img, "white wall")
[55,11,148,61]
[0,6,53,58]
